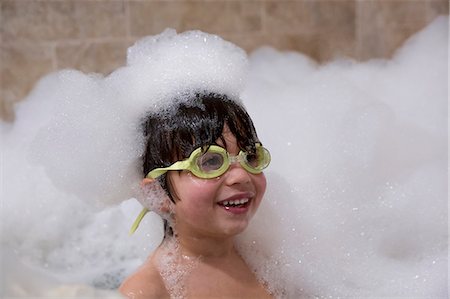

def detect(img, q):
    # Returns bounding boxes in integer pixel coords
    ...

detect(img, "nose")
[224,161,251,185]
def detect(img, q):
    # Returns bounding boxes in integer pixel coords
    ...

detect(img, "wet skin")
[120,127,272,299]
[169,127,267,247]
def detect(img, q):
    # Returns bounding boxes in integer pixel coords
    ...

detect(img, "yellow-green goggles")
[147,143,271,179]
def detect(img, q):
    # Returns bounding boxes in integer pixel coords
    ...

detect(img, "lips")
[217,192,254,214]
[220,197,250,207]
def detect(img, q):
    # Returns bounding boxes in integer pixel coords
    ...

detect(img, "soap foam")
[156,238,200,299]
[23,29,248,208]
[237,16,448,298]
[1,17,448,298]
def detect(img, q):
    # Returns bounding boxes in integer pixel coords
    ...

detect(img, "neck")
[172,230,236,259]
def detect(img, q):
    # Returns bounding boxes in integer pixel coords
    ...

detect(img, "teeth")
[221,198,249,206]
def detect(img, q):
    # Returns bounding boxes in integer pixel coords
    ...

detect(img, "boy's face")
[167,126,267,239]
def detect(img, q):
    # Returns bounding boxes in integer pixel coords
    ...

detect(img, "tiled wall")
[1,0,448,120]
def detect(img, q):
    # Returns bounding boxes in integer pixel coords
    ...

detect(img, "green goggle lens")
[147,143,271,179]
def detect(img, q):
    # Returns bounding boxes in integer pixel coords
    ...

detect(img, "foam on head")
[24,29,248,208]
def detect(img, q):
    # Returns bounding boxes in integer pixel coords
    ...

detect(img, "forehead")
[215,125,240,153]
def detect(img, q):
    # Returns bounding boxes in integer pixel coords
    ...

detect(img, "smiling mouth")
[218,198,250,208]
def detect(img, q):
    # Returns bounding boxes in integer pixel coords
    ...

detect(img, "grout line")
[125,0,131,39]
[355,0,362,60]
[260,0,266,36]
[50,42,58,71]
[1,36,134,47]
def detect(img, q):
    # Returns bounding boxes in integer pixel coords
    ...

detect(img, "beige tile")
[75,0,127,39]
[314,1,356,61]
[1,44,54,119]
[356,0,382,59]
[225,32,321,61]
[128,1,183,36]
[227,1,263,33]
[55,40,130,74]
[0,91,15,122]
[385,0,427,26]
[313,0,355,33]
[180,1,230,33]
[264,1,315,34]
[356,0,429,60]
[263,0,356,59]
[426,0,449,21]
[386,24,427,52]
[1,0,128,43]
[221,33,267,54]
[260,1,357,60]
[357,0,427,27]
[129,1,262,37]
[317,33,356,62]
[1,0,80,42]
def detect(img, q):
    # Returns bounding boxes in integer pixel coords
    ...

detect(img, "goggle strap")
[147,160,192,179]
[129,207,149,235]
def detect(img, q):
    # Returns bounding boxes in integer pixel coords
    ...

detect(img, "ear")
[140,178,155,187]
[160,198,172,214]
[140,177,174,214]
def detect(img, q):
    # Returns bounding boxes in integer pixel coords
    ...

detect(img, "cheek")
[255,173,267,196]
[171,172,221,203]
[172,179,221,223]
[249,173,267,212]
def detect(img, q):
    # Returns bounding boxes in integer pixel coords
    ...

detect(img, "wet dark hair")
[141,92,260,198]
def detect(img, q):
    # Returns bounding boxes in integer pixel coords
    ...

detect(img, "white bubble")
[2,17,447,298]
[238,16,447,298]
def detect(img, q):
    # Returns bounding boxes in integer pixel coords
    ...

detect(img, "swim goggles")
[146,143,271,179]
[129,143,271,235]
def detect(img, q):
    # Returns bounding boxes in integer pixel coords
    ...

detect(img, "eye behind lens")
[197,152,225,172]
[246,147,270,171]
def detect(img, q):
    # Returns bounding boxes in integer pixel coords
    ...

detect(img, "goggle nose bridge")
[227,152,246,166]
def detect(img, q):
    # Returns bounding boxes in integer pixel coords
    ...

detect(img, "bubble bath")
[1,17,448,298]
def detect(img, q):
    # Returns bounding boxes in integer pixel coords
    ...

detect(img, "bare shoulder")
[119,256,169,299]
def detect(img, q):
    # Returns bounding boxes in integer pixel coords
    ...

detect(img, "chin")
[222,222,250,236]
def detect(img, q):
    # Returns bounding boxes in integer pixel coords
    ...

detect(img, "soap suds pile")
[238,17,447,298]
[1,17,447,298]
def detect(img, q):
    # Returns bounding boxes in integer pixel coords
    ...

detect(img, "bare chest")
[183,260,273,299]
